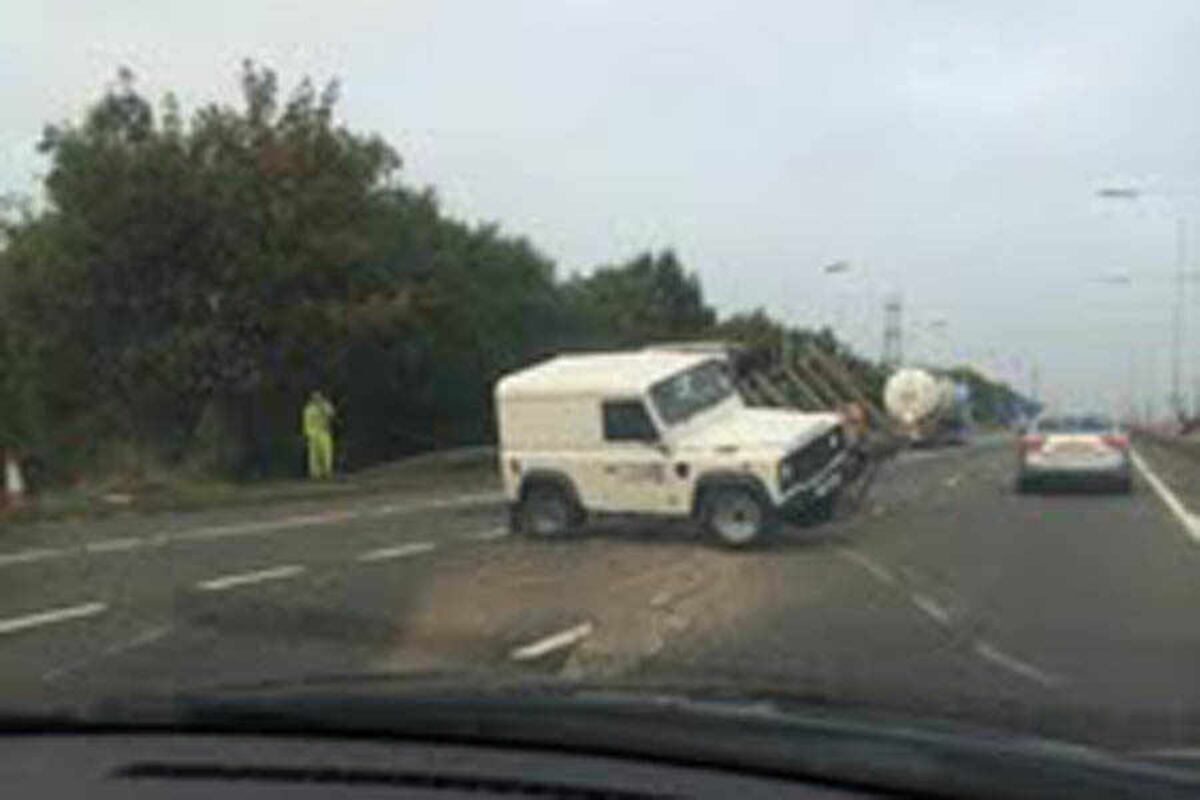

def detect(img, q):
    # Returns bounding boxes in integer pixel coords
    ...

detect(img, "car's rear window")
[1037,416,1113,433]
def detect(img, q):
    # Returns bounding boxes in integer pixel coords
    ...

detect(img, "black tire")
[517,483,581,538]
[1115,475,1134,495]
[1015,475,1035,494]
[701,486,773,548]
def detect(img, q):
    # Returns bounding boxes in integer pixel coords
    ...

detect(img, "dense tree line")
[0,64,1021,485]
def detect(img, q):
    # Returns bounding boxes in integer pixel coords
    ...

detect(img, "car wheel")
[702,486,772,548]
[518,483,581,538]
[1015,474,1034,494]
[1115,475,1133,494]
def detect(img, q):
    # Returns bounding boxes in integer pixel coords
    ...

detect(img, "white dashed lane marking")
[42,624,172,682]
[974,641,1060,688]
[196,565,307,591]
[467,526,509,542]
[356,542,436,562]
[837,548,898,586]
[510,622,594,662]
[0,601,107,636]
[839,548,1063,687]
[911,592,953,627]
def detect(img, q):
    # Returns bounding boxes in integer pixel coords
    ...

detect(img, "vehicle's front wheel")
[702,486,773,548]
[517,483,582,538]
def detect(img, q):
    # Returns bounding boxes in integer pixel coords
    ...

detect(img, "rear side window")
[602,400,658,442]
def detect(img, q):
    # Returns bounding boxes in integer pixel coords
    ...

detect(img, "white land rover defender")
[494,348,848,547]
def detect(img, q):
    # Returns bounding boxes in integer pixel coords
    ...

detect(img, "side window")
[602,400,658,442]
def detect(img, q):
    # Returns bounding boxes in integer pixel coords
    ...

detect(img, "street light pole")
[1095,187,1189,422]
[1171,216,1186,419]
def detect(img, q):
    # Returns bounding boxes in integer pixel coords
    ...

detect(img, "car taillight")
[1102,434,1129,451]
[1019,436,1044,453]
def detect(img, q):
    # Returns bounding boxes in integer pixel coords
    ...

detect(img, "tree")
[566,250,716,345]
[346,188,569,460]
[10,62,400,475]
[945,366,1029,426]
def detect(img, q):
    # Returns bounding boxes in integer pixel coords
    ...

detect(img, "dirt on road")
[375,523,803,681]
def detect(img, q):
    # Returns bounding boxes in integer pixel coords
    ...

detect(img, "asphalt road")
[2,437,1200,752]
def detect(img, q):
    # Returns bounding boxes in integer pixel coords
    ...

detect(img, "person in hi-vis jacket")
[303,390,336,479]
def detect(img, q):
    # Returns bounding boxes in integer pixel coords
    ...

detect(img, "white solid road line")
[0,547,66,568]
[173,510,360,544]
[149,491,505,545]
[85,537,143,554]
[0,490,508,568]
[911,593,953,627]
[1131,450,1200,542]
[0,601,107,636]
[974,641,1060,688]
[196,565,306,591]
[510,622,595,662]
[39,492,505,553]
[365,492,503,516]
[837,548,898,586]
[426,491,506,509]
[356,542,436,562]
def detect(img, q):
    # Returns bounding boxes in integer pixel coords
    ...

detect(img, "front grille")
[782,426,846,490]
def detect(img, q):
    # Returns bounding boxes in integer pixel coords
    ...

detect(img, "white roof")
[641,341,734,354]
[497,350,716,399]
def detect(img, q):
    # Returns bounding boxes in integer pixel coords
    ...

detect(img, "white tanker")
[883,368,971,445]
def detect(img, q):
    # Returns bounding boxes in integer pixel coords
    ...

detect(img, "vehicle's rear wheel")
[702,486,772,548]
[1115,474,1134,494]
[1015,474,1035,494]
[517,483,581,538]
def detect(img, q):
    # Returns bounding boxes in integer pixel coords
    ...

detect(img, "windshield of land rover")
[649,360,736,426]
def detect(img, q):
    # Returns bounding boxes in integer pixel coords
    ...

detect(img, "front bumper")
[777,449,849,517]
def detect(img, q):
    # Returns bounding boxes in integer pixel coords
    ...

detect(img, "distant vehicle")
[1016,414,1132,493]
[495,348,849,547]
[883,368,972,446]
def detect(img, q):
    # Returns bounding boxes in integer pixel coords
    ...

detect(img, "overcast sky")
[5,0,1200,413]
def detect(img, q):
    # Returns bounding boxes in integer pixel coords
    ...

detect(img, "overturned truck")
[883,368,972,447]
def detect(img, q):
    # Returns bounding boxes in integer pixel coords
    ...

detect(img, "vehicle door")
[594,398,671,513]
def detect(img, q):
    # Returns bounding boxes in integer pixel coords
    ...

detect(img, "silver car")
[1016,414,1132,493]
